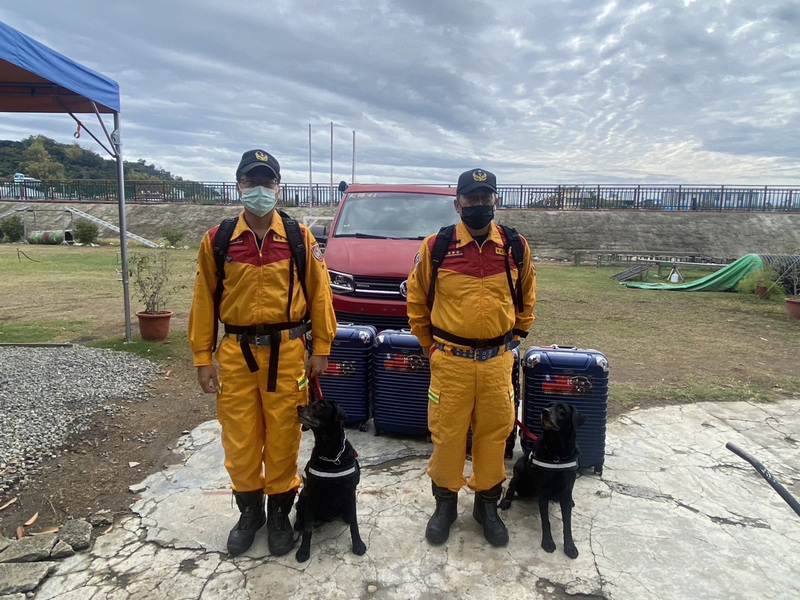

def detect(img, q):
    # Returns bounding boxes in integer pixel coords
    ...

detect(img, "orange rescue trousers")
[216,335,308,495]
[426,348,515,492]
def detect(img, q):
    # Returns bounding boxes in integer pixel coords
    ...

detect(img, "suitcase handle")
[550,344,578,350]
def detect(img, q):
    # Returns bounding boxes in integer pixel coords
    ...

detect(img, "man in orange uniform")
[189,149,336,556]
[406,168,536,547]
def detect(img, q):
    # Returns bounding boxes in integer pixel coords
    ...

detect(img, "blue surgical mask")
[240,186,277,216]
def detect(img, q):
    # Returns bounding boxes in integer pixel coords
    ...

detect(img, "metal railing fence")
[2,180,799,212]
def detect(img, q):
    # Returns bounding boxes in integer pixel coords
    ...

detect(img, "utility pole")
[352,130,356,183]
[308,123,313,211]
[330,121,334,206]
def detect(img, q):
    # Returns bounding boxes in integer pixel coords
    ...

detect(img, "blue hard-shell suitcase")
[467,346,521,458]
[372,329,430,437]
[521,345,608,474]
[316,324,376,430]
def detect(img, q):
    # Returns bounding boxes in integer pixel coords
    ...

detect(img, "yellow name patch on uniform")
[495,247,508,256]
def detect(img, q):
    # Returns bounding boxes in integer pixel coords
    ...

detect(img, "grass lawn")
[1,244,798,408]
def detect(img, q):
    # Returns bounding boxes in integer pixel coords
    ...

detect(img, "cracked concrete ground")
[31,399,800,599]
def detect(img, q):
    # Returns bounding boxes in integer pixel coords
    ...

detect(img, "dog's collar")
[308,464,357,479]
[529,454,579,471]
[317,432,347,465]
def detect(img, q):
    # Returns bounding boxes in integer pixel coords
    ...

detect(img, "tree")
[22,135,65,180]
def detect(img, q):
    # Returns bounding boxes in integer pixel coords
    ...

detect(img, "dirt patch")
[0,352,215,539]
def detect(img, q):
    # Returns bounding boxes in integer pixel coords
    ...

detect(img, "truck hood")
[324,237,423,278]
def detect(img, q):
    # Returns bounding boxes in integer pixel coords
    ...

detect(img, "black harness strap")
[224,322,309,389]
[212,211,310,390]
[211,217,239,351]
[498,224,526,314]
[278,209,309,319]
[426,223,527,315]
[426,224,456,311]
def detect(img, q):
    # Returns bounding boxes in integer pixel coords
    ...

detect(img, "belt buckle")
[475,346,501,361]
[254,333,272,346]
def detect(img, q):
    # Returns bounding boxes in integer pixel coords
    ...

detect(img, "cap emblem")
[255,150,270,162]
[473,170,487,182]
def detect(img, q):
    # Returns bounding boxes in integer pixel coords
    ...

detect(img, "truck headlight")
[329,270,355,293]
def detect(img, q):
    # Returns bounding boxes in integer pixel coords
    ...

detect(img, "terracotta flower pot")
[786,298,800,320]
[136,311,174,342]
[754,285,770,299]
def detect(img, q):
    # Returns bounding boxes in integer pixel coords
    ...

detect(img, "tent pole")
[113,112,132,342]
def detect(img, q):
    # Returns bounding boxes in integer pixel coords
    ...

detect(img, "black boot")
[227,490,266,556]
[473,483,509,547]
[425,482,458,545]
[267,489,296,556]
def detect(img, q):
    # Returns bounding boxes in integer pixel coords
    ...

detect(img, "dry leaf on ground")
[0,497,18,511]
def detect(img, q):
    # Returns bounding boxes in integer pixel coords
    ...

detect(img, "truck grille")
[352,276,406,300]
[335,311,410,332]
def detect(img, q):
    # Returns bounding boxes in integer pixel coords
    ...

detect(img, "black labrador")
[499,401,586,559]
[294,399,367,562]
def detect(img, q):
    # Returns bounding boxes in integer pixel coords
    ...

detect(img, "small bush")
[74,220,99,244]
[736,266,783,299]
[0,215,24,242]
[162,229,184,246]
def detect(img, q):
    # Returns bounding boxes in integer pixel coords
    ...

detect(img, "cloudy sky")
[1,0,799,185]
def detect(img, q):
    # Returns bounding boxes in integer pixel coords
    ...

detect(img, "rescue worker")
[406,168,536,547]
[189,149,336,557]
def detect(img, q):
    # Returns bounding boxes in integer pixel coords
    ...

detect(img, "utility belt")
[431,326,520,362]
[223,321,310,391]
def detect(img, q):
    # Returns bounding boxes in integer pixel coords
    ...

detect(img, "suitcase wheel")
[358,422,369,433]
[594,465,603,476]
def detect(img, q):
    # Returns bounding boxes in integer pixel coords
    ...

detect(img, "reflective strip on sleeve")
[428,389,440,404]
[297,374,308,390]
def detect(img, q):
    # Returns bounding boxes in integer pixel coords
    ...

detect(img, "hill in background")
[0,135,184,182]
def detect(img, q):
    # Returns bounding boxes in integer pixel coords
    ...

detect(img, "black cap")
[457,168,496,195]
[236,149,281,181]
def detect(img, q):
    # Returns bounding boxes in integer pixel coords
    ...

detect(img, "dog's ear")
[335,402,348,424]
[572,407,586,429]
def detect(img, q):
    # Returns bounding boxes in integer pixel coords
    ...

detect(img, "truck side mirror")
[338,180,348,193]
[310,224,328,248]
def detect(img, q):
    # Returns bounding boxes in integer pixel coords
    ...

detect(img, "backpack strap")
[278,209,309,319]
[498,224,526,316]
[211,216,239,351]
[426,224,456,311]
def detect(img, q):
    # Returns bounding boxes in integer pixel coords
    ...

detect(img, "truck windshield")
[333,192,457,239]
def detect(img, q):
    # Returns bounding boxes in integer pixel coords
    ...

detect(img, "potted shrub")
[736,265,783,300]
[779,256,800,319]
[130,251,177,341]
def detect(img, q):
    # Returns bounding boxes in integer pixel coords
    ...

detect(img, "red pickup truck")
[316,183,457,330]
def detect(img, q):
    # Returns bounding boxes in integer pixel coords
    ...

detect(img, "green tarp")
[622,254,764,291]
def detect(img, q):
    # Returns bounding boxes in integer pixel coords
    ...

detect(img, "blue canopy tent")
[0,20,133,341]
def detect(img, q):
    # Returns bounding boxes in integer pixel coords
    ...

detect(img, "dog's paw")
[498,499,511,511]
[541,538,556,553]
[352,539,367,556]
[564,543,579,559]
[295,547,310,563]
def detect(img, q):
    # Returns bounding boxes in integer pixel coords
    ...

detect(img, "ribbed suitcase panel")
[372,330,431,436]
[521,346,608,473]
[317,324,376,425]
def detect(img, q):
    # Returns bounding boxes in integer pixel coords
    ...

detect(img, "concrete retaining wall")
[2,201,798,259]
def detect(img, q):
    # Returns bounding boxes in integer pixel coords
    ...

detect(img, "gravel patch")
[0,345,158,496]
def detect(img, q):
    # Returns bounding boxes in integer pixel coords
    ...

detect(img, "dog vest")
[307,431,359,480]
[528,452,579,471]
